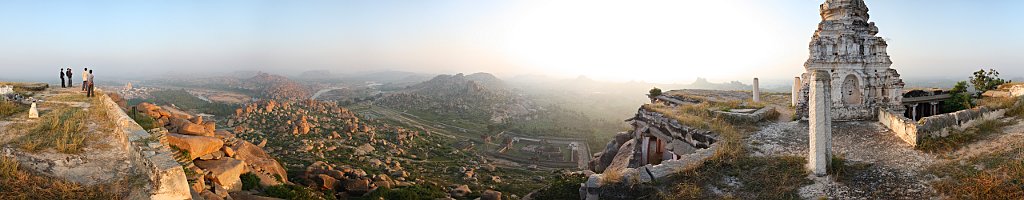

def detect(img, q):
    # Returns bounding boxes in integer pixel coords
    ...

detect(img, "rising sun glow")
[502,0,788,83]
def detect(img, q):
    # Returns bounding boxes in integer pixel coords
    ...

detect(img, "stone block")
[167,133,224,160]
[195,158,248,192]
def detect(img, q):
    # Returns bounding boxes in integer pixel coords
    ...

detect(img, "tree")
[944,81,972,112]
[970,69,1006,95]
[648,87,663,104]
[649,87,662,97]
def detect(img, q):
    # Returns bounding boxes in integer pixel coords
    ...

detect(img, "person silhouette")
[59,68,66,88]
[66,68,73,88]
[82,68,89,91]
[87,70,95,97]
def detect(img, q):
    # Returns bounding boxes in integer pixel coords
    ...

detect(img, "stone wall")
[713,107,776,123]
[100,92,191,199]
[878,106,1007,147]
[877,108,919,146]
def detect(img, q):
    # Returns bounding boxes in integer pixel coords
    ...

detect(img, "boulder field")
[136,102,289,199]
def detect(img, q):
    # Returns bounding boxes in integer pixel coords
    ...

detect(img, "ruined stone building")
[796,0,906,121]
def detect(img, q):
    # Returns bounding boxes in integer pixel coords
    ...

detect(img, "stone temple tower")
[796,0,905,121]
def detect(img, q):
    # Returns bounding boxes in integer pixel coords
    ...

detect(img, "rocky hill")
[240,72,311,100]
[229,99,532,199]
[375,73,538,123]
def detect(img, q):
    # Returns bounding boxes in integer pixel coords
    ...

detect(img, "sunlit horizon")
[1,0,1023,84]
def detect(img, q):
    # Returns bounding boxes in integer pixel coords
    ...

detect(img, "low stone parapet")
[712,106,776,123]
[100,92,191,199]
[878,106,1008,147]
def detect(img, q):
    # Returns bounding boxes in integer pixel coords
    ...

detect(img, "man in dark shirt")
[87,70,95,97]
[66,68,73,88]
[59,68,65,88]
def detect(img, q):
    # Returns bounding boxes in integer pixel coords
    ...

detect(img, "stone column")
[913,104,921,120]
[792,77,801,107]
[931,102,939,116]
[753,78,761,102]
[808,70,831,176]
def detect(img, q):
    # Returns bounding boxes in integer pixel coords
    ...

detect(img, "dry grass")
[0,155,133,200]
[978,97,1018,110]
[633,97,809,199]
[16,107,88,153]
[48,93,91,102]
[917,119,1012,153]
[600,167,624,185]
[0,101,28,118]
[0,156,18,179]
[643,103,743,161]
[1006,97,1024,118]
[14,92,112,154]
[660,156,810,199]
[928,148,1024,199]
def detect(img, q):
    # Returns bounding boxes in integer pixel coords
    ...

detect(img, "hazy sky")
[1,0,1022,83]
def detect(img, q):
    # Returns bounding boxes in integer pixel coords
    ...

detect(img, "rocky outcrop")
[166,133,224,160]
[231,140,289,187]
[195,158,248,192]
[136,101,290,199]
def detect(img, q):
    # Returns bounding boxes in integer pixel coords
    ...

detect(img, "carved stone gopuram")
[796,0,905,121]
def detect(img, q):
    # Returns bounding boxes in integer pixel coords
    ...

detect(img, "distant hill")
[376,73,536,123]
[682,77,750,91]
[296,70,334,80]
[243,72,311,100]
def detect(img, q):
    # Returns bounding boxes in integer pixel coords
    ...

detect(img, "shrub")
[241,172,261,191]
[362,184,448,200]
[649,87,662,97]
[529,173,588,200]
[129,111,157,130]
[944,81,973,112]
[970,69,1006,95]
[264,184,334,200]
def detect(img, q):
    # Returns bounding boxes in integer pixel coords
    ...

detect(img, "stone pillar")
[753,78,761,102]
[28,102,39,119]
[931,102,939,116]
[792,77,801,106]
[911,104,917,120]
[808,71,831,176]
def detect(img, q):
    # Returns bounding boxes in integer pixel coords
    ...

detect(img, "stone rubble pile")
[137,102,289,200]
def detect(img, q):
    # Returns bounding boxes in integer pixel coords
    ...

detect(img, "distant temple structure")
[796,0,906,121]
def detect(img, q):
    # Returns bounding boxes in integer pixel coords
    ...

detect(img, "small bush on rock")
[241,172,261,191]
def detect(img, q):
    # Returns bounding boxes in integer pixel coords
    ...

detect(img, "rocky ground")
[230,99,541,199]
[1,88,134,183]
[747,117,1024,199]
[133,101,291,200]
[0,86,147,198]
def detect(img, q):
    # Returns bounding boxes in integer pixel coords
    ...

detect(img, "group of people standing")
[58,67,95,97]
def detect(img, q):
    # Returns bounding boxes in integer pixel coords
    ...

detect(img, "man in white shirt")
[82,68,89,91]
